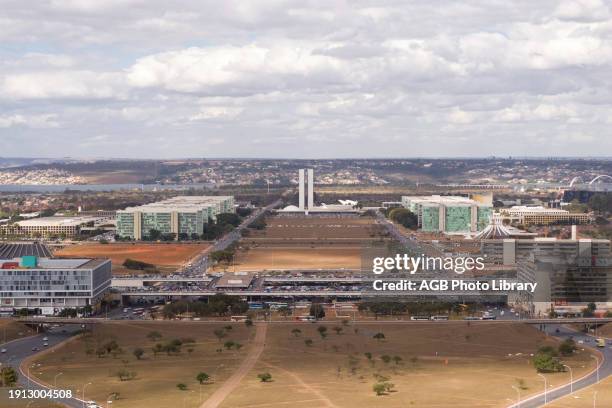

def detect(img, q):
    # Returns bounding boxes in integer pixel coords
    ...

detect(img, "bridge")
[569,174,612,187]
[111,276,212,288]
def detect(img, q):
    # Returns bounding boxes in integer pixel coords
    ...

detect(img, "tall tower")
[307,169,314,210]
[298,169,305,210]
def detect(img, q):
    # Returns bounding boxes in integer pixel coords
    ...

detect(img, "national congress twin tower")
[116,196,234,239]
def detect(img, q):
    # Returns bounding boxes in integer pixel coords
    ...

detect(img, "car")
[1,348,7,353]
[42,337,48,341]
[43,342,49,347]
[31,347,38,351]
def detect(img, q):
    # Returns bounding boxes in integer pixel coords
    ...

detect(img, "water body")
[0,183,215,193]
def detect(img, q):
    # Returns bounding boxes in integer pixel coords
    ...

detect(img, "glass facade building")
[402,195,492,233]
[0,257,111,314]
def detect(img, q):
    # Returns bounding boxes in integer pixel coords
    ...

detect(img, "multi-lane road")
[508,324,611,408]
[0,326,84,408]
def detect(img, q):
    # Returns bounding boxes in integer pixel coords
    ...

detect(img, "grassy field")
[55,243,209,274]
[220,247,364,271]
[0,319,35,344]
[248,216,386,239]
[221,323,597,408]
[222,215,386,271]
[32,322,254,408]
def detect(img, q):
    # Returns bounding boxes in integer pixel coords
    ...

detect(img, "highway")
[507,324,612,408]
[0,326,84,408]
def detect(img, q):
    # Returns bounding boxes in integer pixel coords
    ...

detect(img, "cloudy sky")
[1,0,612,158]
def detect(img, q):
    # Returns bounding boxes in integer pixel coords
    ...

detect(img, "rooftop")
[118,195,233,213]
[0,242,52,258]
[16,216,104,227]
[403,195,490,206]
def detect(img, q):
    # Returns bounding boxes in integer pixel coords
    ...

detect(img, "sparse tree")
[291,328,302,337]
[333,326,343,335]
[317,326,328,339]
[133,347,144,360]
[373,382,386,396]
[257,372,272,382]
[373,332,385,341]
[176,383,187,391]
[196,372,210,384]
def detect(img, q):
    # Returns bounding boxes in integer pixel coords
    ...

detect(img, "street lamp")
[563,364,573,394]
[590,355,600,383]
[538,373,547,405]
[82,382,92,408]
[54,372,63,388]
[511,385,521,408]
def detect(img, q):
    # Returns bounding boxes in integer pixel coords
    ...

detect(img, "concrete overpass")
[111,276,212,287]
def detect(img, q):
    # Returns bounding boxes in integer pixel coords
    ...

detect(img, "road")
[200,323,268,408]
[507,324,612,408]
[0,326,84,408]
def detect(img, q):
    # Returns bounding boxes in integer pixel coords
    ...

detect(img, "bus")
[430,315,449,321]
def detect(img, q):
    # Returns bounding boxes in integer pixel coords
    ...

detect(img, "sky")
[1,0,612,159]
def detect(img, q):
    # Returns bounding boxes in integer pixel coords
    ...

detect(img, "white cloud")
[0,1,611,157]
[0,114,59,128]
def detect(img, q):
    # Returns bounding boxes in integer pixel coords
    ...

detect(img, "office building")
[2,215,112,238]
[517,253,611,316]
[116,195,234,239]
[401,195,492,233]
[500,206,591,225]
[0,255,112,314]
[481,238,611,265]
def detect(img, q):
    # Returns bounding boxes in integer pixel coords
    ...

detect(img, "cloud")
[0,113,59,128]
[1,1,612,157]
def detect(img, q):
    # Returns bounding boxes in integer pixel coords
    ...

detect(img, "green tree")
[196,372,210,384]
[533,347,563,373]
[133,347,144,360]
[388,208,418,229]
[558,339,577,356]
[257,372,272,382]
[373,382,386,396]
[176,383,187,391]
[304,339,313,347]
[291,328,302,337]
[317,326,328,339]
[373,332,385,341]
[1,366,18,386]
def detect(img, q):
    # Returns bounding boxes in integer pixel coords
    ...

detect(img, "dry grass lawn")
[0,319,36,343]
[215,247,364,271]
[55,243,209,274]
[221,323,597,408]
[32,322,254,408]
